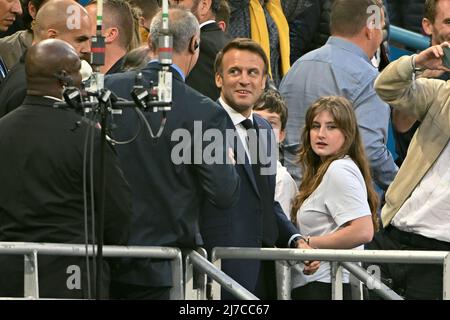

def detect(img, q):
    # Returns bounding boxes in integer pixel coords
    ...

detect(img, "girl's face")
[310,111,345,161]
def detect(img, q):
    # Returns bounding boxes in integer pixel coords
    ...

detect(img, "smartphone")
[443,46,450,69]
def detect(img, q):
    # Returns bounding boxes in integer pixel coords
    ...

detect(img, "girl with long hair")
[290,96,379,300]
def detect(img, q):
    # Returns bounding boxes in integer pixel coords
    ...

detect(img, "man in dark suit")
[170,0,232,100]
[0,39,131,298]
[0,0,23,84]
[104,7,240,299]
[0,0,92,118]
[85,0,135,75]
[200,38,319,299]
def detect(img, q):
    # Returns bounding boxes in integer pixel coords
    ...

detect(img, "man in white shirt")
[370,42,450,300]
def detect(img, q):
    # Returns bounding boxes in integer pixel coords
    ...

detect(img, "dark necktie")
[240,118,254,130]
[240,118,277,246]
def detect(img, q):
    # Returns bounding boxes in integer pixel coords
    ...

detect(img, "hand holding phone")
[443,46,450,69]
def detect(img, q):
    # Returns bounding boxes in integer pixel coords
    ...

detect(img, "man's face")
[58,13,92,62]
[169,0,200,19]
[0,0,22,32]
[216,49,267,117]
[424,0,450,45]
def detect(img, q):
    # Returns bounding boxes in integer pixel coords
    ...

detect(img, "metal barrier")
[211,247,450,300]
[388,25,431,61]
[390,25,430,51]
[185,249,257,300]
[0,241,183,299]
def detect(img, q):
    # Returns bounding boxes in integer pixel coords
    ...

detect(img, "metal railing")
[184,249,257,300]
[390,25,430,52]
[0,241,183,299]
[2,242,448,300]
[211,247,450,300]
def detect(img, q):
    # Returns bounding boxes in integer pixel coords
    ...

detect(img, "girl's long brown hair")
[290,96,379,230]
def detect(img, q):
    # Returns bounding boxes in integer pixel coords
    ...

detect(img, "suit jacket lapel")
[217,100,260,197]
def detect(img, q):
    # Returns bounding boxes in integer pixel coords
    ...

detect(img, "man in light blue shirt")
[280,0,397,190]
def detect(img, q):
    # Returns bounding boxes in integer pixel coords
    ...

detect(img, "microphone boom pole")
[90,0,106,300]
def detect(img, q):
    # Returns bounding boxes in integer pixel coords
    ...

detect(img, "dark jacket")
[0,95,131,298]
[200,107,299,299]
[186,22,232,100]
[387,0,424,34]
[0,53,26,118]
[104,62,240,287]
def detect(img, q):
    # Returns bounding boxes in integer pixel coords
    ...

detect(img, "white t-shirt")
[291,157,371,288]
[276,160,297,218]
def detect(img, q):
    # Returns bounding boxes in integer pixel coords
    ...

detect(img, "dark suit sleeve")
[194,105,240,209]
[274,200,299,247]
[0,67,26,117]
[92,132,132,245]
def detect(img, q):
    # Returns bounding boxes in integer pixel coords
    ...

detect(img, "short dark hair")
[254,89,288,130]
[424,0,441,23]
[330,0,383,37]
[210,0,221,16]
[88,0,134,50]
[214,38,269,76]
[215,0,230,26]
[23,0,48,31]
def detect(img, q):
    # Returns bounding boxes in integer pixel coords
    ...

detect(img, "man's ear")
[138,16,146,28]
[104,27,119,44]
[422,18,433,36]
[261,74,268,90]
[217,20,226,32]
[215,72,223,89]
[364,24,373,40]
[279,129,286,143]
[28,1,38,19]
[47,29,58,39]
[189,36,199,53]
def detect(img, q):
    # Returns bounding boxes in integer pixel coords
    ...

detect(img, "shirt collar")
[199,20,216,29]
[147,59,186,81]
[327,36,373,65]
[219,97,254,126]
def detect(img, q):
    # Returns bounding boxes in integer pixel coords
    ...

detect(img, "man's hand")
[297,240,320,275]
[415,42,450,72]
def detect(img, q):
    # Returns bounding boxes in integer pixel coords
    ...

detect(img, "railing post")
[211,255,221,300]
[24,251,39,299]
[275,260,291,300]
[169,249,184,300]
[184,251,196,300]
[443,253,450,300]
[331,262,343,300]
[195,248,208,300]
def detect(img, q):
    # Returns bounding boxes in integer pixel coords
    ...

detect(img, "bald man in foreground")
[0,38,131,298]
[0,0,92,117]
